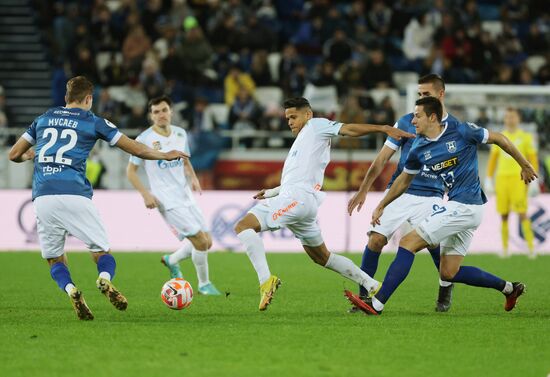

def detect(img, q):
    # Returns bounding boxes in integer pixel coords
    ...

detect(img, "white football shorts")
[160,205,208,240]
[368,191,444,240]
[249,188,323,247]
[415,201,484,256]
[33,194,110,259]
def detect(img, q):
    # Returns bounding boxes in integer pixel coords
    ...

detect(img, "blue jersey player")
[347,74,457,312]
[8,76,188,320]
[346,96,537,315]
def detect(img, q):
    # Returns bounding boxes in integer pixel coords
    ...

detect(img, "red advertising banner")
[213,160,397,191]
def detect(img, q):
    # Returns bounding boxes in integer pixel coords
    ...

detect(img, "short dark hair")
[65,76,94,103]
[418,73,445,91]
[148,95,172,112]
[283,97,311,110]
[415,96,443,123]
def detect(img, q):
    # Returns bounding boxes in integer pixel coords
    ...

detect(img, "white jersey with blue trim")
[280,117,342,201]
[23,106,122,200]
[129,126,194,210]
[404,121,489,205]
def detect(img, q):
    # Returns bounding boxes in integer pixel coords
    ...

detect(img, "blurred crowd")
[20,0,550,152]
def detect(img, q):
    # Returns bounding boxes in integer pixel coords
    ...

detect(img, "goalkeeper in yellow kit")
[485,107,539,258]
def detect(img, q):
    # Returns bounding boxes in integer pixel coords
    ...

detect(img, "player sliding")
[234,97,415,311]
[126,95,221,295]
[8,76,188,320]
[346,96,535,315]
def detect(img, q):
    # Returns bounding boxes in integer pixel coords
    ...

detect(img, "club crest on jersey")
[152,141,161,150]
[446,141,457,153]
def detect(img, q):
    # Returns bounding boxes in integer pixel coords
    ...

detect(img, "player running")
[346,96,535,315]
[234,97,415,311]
[126,95,221,295]
[8,76,188,320]
[485,107,539,258]
[347,74,458,312]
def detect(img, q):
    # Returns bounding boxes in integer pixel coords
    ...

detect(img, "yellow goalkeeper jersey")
[488,129,538,177]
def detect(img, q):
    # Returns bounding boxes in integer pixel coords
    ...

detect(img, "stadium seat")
[481,21,503,38]
[255,86,283,110]
[267,52,281,83]
[302,84,339,113]
[204,103,229,130]
[368,88,400,108]
[526,55,546,74]
[392,71,419,92]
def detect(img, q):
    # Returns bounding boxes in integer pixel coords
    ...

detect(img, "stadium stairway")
[0,0,51,128]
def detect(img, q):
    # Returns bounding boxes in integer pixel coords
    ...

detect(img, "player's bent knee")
[368,233,388,252]
[47,256,65,266]
[440,267,458,281]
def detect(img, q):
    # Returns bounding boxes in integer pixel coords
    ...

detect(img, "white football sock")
[439,278,453,287]
[324,253,380,294]
[502,281,513,294]
[65,283,76,295]
[191,249,210,287]
[98,272,111,281]
[237,229,271,285]
[168,240,193,265]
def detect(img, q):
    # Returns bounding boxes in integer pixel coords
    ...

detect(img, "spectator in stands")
[242,14,277,52]
[122,25,151,75]
[177,18,214,83]
[323,29,354,68]
[97,89,120,125]
[224,64,256,105]
[101,53,128,87]
[524,24,549,55]
[367,0,393,40]
[124,105,149,129]
[364,47,393,89]
[228,87,263,148]
[91,4,120,52]
[72,46,99,84]
[162,44,182,81]
[311,61,337,87]
[287,63,308,97]
[139,56,166,100]
[337,94,366,149]
[403,13,434,72]
[141,0,168,40]
[250,50,274,86]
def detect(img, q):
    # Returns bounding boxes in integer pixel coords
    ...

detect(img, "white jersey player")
[127,95,221,295]
[233,97,415,311]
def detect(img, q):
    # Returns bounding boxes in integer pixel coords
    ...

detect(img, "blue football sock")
[97,253,116,280]
[449,265,506,291]
[428,246,440,271]
[50,262,74,292]
[375,247,415,304]
[359,245,381,296]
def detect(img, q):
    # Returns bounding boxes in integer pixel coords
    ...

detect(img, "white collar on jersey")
[425,114,449,142]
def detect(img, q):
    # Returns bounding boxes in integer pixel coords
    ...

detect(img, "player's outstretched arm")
[348,145,396,215]
[184,159,202,194]
[115,134,188,161]
[339,123,415,140]
[254,186,280,200]
[8,137,35,163]
[487,131,538,184]
[126,163,160,209]
[371,172,414,226]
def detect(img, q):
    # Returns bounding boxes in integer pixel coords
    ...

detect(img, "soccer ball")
[161,278,193,310]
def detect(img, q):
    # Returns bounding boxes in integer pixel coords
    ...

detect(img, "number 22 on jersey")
[37,127,78,165]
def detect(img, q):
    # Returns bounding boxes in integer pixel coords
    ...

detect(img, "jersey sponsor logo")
[430,157,458,172]
[420,165,438,179]
[446,141,457,153]
[42,164,64,176]
[52,109,79,116]
[152,141,161,150]
[157,159,183,169]
[272,200,298,221]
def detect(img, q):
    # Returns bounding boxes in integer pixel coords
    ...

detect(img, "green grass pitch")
[1,252,549,377]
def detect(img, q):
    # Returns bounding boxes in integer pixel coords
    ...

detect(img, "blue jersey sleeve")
[458,122,489,145]
[384,117,408,151]
[96,117,122,146]
[22,120,37,145]
[403,144,422,174]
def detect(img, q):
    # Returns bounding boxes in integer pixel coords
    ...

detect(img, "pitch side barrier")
[1,190,549,254]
